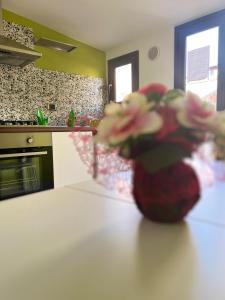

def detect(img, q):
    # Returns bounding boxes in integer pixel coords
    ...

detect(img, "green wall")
[3,9,106,78]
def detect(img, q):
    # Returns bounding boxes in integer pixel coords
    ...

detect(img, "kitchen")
[1,0,225,299]
[0,1,104,199]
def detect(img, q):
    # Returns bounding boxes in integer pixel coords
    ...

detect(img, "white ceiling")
[3,0,225,51]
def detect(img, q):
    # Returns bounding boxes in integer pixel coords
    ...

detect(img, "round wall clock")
[148,46,160,61]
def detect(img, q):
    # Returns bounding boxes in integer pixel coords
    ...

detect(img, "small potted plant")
[36,109,48,126]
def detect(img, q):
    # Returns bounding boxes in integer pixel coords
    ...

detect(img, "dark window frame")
[174,9,225,111]
[108,50,139,101]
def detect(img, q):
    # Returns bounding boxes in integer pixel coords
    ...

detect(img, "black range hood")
[0,0,42,67]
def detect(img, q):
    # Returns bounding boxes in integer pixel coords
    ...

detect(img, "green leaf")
[146,91,162,102]
[36,109,49,126]
[164,89,184,102]
[136,143,191,174]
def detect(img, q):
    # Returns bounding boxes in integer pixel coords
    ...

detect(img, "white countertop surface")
[0,181,225,299]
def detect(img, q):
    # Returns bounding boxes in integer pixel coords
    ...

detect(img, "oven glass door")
[0,147,54,201]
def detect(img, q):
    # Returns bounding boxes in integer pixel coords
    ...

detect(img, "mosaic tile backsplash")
[0,21,106,126]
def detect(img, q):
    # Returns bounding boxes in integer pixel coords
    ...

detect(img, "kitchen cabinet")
[52,132,92,187]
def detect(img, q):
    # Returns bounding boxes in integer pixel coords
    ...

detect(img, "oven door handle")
[0,151,48,159]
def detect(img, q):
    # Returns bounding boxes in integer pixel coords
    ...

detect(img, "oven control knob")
[27,137,34,144]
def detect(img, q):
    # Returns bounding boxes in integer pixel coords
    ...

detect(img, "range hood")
[0,0,42,67]
[34,37,78,52]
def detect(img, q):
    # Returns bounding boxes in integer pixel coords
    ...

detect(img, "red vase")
[133,161,200,223]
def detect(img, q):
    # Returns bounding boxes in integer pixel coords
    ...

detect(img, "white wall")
[106,27,174,89]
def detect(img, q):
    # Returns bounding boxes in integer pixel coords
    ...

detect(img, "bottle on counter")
[67,109,76,128]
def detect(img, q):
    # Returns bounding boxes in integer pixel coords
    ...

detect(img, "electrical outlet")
[48,103,56,111]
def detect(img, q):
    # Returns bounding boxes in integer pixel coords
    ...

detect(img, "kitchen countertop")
[0,125,96,133]
[0,181,225,299]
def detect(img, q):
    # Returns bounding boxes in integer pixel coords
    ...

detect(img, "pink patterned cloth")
[69,132,133,196]
[70,132,225,197]
[187,143,225,188]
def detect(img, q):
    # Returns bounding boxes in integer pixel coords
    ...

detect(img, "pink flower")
[155,106,197,153]
[96,93,163,146]
[177,92,215,130]
[139,83,168,98]
[155,106,180,140]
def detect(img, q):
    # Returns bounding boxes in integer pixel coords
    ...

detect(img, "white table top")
[70,180,225,227]
[0,182,225,299]
[68,180,132,202]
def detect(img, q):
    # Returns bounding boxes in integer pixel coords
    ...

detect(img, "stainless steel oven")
[0,132,54,201]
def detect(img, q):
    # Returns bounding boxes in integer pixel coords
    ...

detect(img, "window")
[174,9,225,111]
[115,64,132,102]
[108,51,139,102]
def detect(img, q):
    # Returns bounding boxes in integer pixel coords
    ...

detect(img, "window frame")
[174,9,225,111]
[107,51,139,102]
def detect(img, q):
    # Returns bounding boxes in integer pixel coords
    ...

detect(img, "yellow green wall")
[3,9,106,78]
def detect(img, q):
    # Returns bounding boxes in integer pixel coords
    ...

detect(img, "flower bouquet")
[93,83,225,223]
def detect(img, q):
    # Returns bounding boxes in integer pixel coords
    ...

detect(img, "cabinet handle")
[0,151,47,159]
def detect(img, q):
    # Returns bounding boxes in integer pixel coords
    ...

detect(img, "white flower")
[95,92,163,146]
[177,92,215,129]
[168,94,186,110]
[123,92,154,111]
[104,102,122,116]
